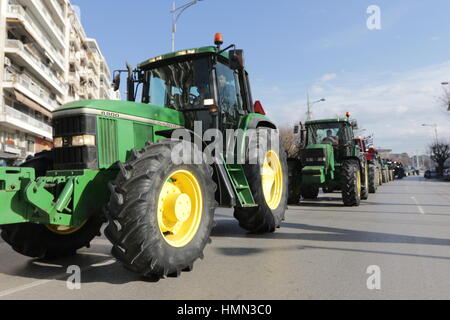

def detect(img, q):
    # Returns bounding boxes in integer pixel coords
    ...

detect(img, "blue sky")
[72,0,450,154]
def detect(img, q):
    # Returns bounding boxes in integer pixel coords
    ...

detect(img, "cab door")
[215,62,245,131]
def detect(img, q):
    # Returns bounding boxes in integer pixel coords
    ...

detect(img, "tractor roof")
[138,46,229,69]
[305,118,350,125]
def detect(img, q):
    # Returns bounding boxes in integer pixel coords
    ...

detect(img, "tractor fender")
[241,114,278,131]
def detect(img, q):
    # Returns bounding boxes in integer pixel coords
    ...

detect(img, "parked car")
[424,170,438,179]
[443,169,450,181]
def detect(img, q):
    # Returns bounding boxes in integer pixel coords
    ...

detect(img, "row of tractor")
[287,116,399,206]
[0,35,401,280]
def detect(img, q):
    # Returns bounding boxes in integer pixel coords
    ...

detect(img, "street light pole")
[306,91,326,121]
[171,0,202,52]
[422,123,438,144]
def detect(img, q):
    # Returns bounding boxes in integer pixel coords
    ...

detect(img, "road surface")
[0,176,449,299]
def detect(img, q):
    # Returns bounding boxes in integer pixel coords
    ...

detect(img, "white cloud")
[320,73,337,82]
[260,61,450,154]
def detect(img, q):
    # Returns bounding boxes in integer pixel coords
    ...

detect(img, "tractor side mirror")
[229,50,245,70]
[112,73,121,91]
[293,125,300,134]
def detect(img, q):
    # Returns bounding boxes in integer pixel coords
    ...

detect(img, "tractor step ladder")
[222,159,257,208]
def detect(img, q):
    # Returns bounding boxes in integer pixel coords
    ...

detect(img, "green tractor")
[0,35,288,279]
[288,115,369,206]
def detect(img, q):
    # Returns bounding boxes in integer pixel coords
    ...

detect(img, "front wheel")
[361,165,369,200]
[368,165,377,193]
[104,140,216,279]
[341,160,361,207]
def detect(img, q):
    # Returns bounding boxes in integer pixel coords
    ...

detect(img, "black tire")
[301,188,319,199]
[104,139,216,279]
[287,159,302,205]
[288,185,302,205]
[361,165,369,200]
[234,128,288,233]
[0,150,104,259]
[382,170,388,183]
[341,159,361,207]
[368,165,377,193]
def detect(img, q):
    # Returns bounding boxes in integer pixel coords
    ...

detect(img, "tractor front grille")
[53,114,98,170]
[300,148,327,166]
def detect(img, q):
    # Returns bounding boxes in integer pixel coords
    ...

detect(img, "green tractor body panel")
[300,144,335,186]
[0,167,116,226]
[0,45,268,226]
[0,98,186,227]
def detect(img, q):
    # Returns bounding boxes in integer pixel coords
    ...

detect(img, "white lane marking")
[0,279,53,298]
[411,196,425,215]
[0,256,115,299]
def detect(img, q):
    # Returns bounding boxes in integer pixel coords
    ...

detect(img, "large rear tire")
[234,128,288,233]
[104,139,216,279]
[341,159,361,207]
[0,151,104,259]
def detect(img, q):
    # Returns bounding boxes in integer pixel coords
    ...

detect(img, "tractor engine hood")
[54,100,185,129]
[52,100,185,170]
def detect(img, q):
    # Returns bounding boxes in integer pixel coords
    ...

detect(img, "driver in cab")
[322,129,339,146]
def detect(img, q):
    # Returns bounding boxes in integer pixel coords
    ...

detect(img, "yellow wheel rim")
[157,170,203,248]
[356,169,361,198]
[46,221,86,235]
[261,150,283,210]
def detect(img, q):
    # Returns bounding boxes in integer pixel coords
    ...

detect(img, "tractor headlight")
[54,137,63,148]
[72,135,96,147]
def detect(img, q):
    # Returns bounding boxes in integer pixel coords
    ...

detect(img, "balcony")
[6,5,65,70]
[5,39,65,95]
[69,51,81,66]
[15,0,66,49]
[3,70,61,112]
[0,104,53,140]
[47,0,66,25]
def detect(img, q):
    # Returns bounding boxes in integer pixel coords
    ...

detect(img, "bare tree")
[438,88,450,113]
[279,126,301,158]
[429,141,450,176]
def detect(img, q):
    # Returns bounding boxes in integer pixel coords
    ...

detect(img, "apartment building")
[0,0,116,165]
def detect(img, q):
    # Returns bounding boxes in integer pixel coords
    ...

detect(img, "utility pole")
[305,91,326,121]
[171,0,202,52]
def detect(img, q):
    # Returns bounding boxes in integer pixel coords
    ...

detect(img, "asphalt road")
[0,176,450,300]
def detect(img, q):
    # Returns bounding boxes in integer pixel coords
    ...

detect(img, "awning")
[14,90,53,118]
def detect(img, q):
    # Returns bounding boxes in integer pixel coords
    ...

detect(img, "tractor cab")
[113,34,257,134]
[303,117,356,163]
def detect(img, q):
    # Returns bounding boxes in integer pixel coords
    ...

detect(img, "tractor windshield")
[306,122,349,146]
[141,56,212,110]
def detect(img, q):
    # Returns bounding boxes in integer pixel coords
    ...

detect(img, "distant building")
[0,0,116,164]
